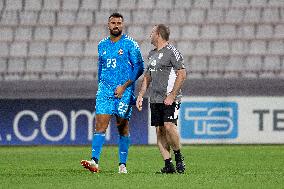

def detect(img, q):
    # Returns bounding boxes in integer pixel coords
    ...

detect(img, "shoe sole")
[80,160,99,173]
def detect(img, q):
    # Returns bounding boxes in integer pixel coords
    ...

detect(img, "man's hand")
[114,85,126,98]
[136,96,143,111]
[164,93,175,106]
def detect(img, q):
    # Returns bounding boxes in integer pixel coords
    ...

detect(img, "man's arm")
[136,74,151,111]
[164,69,187,105]
[115,41,144,98]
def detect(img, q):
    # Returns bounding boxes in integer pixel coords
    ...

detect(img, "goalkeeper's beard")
[110,29,122,37]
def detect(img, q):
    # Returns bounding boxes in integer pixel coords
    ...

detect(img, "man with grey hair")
[136,24,186,174]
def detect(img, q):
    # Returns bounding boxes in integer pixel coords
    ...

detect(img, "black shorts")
[150,102,180,126]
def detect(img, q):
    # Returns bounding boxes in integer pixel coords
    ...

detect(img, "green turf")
[0,145,284,189]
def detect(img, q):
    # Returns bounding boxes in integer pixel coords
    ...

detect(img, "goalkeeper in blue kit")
[81,13,144,173]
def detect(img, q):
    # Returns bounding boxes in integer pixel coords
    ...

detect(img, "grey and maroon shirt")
[145,44,186,103]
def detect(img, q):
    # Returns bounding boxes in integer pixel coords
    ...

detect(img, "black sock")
[119,163,126,167]
[91,157,98,164]
[165,158,172,167]
[173,150,182,161]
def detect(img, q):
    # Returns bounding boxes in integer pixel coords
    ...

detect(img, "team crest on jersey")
[118,49,124,55]
[158,53,163,59]
[103,51,106,55]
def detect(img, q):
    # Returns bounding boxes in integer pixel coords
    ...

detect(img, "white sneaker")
[81,159,99,173]
[118,164,127,174]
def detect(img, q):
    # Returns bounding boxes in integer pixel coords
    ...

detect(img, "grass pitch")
[0,145,283,189]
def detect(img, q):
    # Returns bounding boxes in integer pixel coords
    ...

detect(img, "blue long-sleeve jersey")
[97,34,144,91]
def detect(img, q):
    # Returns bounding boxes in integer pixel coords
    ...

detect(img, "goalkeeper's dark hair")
[109,12,124,21]
[156,24,170,41]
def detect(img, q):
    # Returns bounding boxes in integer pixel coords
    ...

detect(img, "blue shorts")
[95,83,135,120]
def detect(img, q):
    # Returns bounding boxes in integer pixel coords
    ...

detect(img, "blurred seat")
[52,26,69,41]
[137,0,155,9]
[0,58,7,77]
[25,0,42,11]
[101,0,118,10]
[6,58,25,80]
[175,0,192,9]
[169,25,181,41]
[207,8,225,23]
[65,41,83,56]
[58,11,76,26]
[95,11,112,25]
[249,0,267,7]
[78,57,97,79]
[194,0,211,8]
[268,40,284,54]
[213,41,230,55]
[42,57,62,79]
[60,57,80,79]
[195,41,211,55]
[156,0,173,9]
[218,24,237,39]
[231,0,249,8]
[200,25,218,39]
[262,8,279,23]
[10,42,27,57]
[249,40,266,55]
[224,56,245,77]
[189,56,208,78]
[15,27,32,41]
[76,11,93,25]
[181,25,200,40]
[34,26,51,41]
[24,57,44,79]
[127,26,145,41]
[81,0,99,10]
[187,9,206,23]
[47,42,65,56]
[244,8,261,23]
[0,27,13,42]
[212,0,230,8]
[89,26,108,41]
[208,56,228,77]
[70,27,87,41]
[274,24,284,38]
[231,40,247,55]
[6,0,22,11]
[1,11,19,26]
[0,42,9,57]
[244,56,262,77]
[62,0,80,11]
[29,42,46,57]
[169,9,186,24]
[237,25,255,39]
[43,0,61,10]
[256,24,273,39]
[225,8,244,23]
[84,42,98,56]
[132,10,152,24]
[38,11,56,26]
[119,0,137,9]
[260,55,281,78]
[268,0,284,7]
[176,41,194,56]
[151,10,168,24]
[19,11,38,25]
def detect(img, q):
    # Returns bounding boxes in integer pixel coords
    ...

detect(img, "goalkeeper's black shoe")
[156,163,176,174]
[175,156,186,174]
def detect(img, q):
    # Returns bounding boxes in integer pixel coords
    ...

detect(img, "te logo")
[180,102,238,139]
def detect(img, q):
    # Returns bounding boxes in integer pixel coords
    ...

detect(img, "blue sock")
[91,132,105,163]
[119,135,130,165]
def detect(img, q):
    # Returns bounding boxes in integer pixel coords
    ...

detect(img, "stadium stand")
[0,0,283,82]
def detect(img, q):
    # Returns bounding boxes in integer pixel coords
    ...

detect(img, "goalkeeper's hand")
[136,96,143,111]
